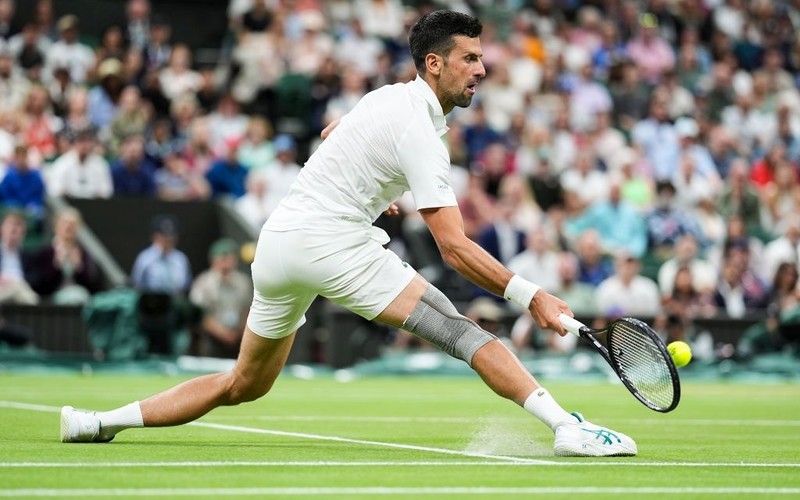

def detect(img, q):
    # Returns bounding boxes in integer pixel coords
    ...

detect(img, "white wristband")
[504,275,541,309]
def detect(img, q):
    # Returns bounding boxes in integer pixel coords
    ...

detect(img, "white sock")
[522,388,576,431]
[96,401,144,439]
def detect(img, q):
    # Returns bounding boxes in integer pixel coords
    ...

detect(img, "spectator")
[595,251,661,318]
[609,61,650,134]
[625,12,675,85]
[131,214,191,294]
[155,152,210,201]
[207,93,248,152]
[660,265,717,344]
[630,91,679,181]
[574,229,614,288]
[21,84,59,161]
[355,0,404,41]
[9,22,49,81]
[462,103,503,169]
[762,159,800,233]
[58,87,93,141]
[125,0,150,50]
[47,127,112,199]
[0,44,30,114]
[44,15,95,84]
[560,149,610,210]
[0,0,18,41]
[508,226,560,295]
[181,117,214,174]
[88,58,126,130]
[235,171,270,232]
[108,85,150,156]
[158,43,201,101]
[323,69,368,126]
[713,251,761,318]
[24,207,100,304]
[241,0,272,33]
[94,24,127,66]
[760,262,800,315]
[111,134,157,197]
[0,143,44,219]
[564,179,647,258]
[645,180,705,260]
[140,14,170,72]
[0,210,39,305]
[288,10,333,76]
[476,197,526,268]
[189,238,252,358]
[716,158,765,235]
[262,134,301,215]
[237,116,274,172]
[206,138,248,199]
[657,234,718,297]
[760,216,800,285]
[334,18,384,79]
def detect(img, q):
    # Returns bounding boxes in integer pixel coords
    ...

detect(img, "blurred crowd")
[1,0,800,360]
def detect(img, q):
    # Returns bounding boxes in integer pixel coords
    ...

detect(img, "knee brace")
[401,285,497,366]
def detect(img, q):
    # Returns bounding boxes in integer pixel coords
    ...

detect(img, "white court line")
[3,400,800,468]
[189,421,544,463]
[0,487,798,497]
[0,401,543,464]
[1,460,798,468]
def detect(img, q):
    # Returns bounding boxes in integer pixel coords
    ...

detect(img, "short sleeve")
[396,119,457,210]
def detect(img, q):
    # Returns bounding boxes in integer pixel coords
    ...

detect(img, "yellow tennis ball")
[668,341,692,368]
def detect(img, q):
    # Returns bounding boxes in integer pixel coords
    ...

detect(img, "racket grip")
[559,314,585,336]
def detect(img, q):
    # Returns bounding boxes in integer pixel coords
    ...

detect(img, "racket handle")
[559,313,585,336]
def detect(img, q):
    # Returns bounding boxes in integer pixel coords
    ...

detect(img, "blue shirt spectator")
[0,145,45,218]
[131,215,192,293]
[206,141,247,198]
[111,135,157,196]
[564,185,647,258]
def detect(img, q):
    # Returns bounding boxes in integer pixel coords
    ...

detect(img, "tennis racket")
[559,314,681,413]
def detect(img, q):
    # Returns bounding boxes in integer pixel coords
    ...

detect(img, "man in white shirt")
[61,11,636,457]
[43,15,94,84]
[47,128,113,199]
[596,251,661,318]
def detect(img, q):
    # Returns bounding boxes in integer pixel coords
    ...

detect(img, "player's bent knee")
[402,286,497,366]
[224,374,274,406]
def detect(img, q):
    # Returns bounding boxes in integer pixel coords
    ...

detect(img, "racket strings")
[608,321,676,410]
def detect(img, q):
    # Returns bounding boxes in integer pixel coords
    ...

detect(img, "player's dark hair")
[409,10,482,74]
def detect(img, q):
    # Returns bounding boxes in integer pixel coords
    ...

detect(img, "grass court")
[1,373,798,498]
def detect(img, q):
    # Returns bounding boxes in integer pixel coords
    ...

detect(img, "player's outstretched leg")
[470,341,636,457]
[383,277,636,457]
[60,328,295,443]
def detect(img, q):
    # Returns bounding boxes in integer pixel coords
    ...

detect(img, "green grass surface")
[1,374,798,498]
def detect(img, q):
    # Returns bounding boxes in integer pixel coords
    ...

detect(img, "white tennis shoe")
[553,412,637,457]
[60,406,114,443]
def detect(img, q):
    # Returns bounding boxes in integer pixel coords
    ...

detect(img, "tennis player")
[61,10,635,457]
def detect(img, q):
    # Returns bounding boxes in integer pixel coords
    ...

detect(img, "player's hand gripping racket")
[559,314,681,413]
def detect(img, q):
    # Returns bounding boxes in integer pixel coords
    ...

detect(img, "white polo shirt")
[266,75,457,232]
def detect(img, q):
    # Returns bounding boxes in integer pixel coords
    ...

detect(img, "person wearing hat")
[189,238,252,358]
[44,14,94,84]
[131,214,191,294]
[88,58,125,129]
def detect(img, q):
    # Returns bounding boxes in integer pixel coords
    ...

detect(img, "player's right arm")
[420,205,571,334]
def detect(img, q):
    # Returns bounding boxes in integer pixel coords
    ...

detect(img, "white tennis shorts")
[246,226,417,339]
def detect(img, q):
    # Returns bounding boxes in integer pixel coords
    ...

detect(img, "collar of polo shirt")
[409,75,449,137]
